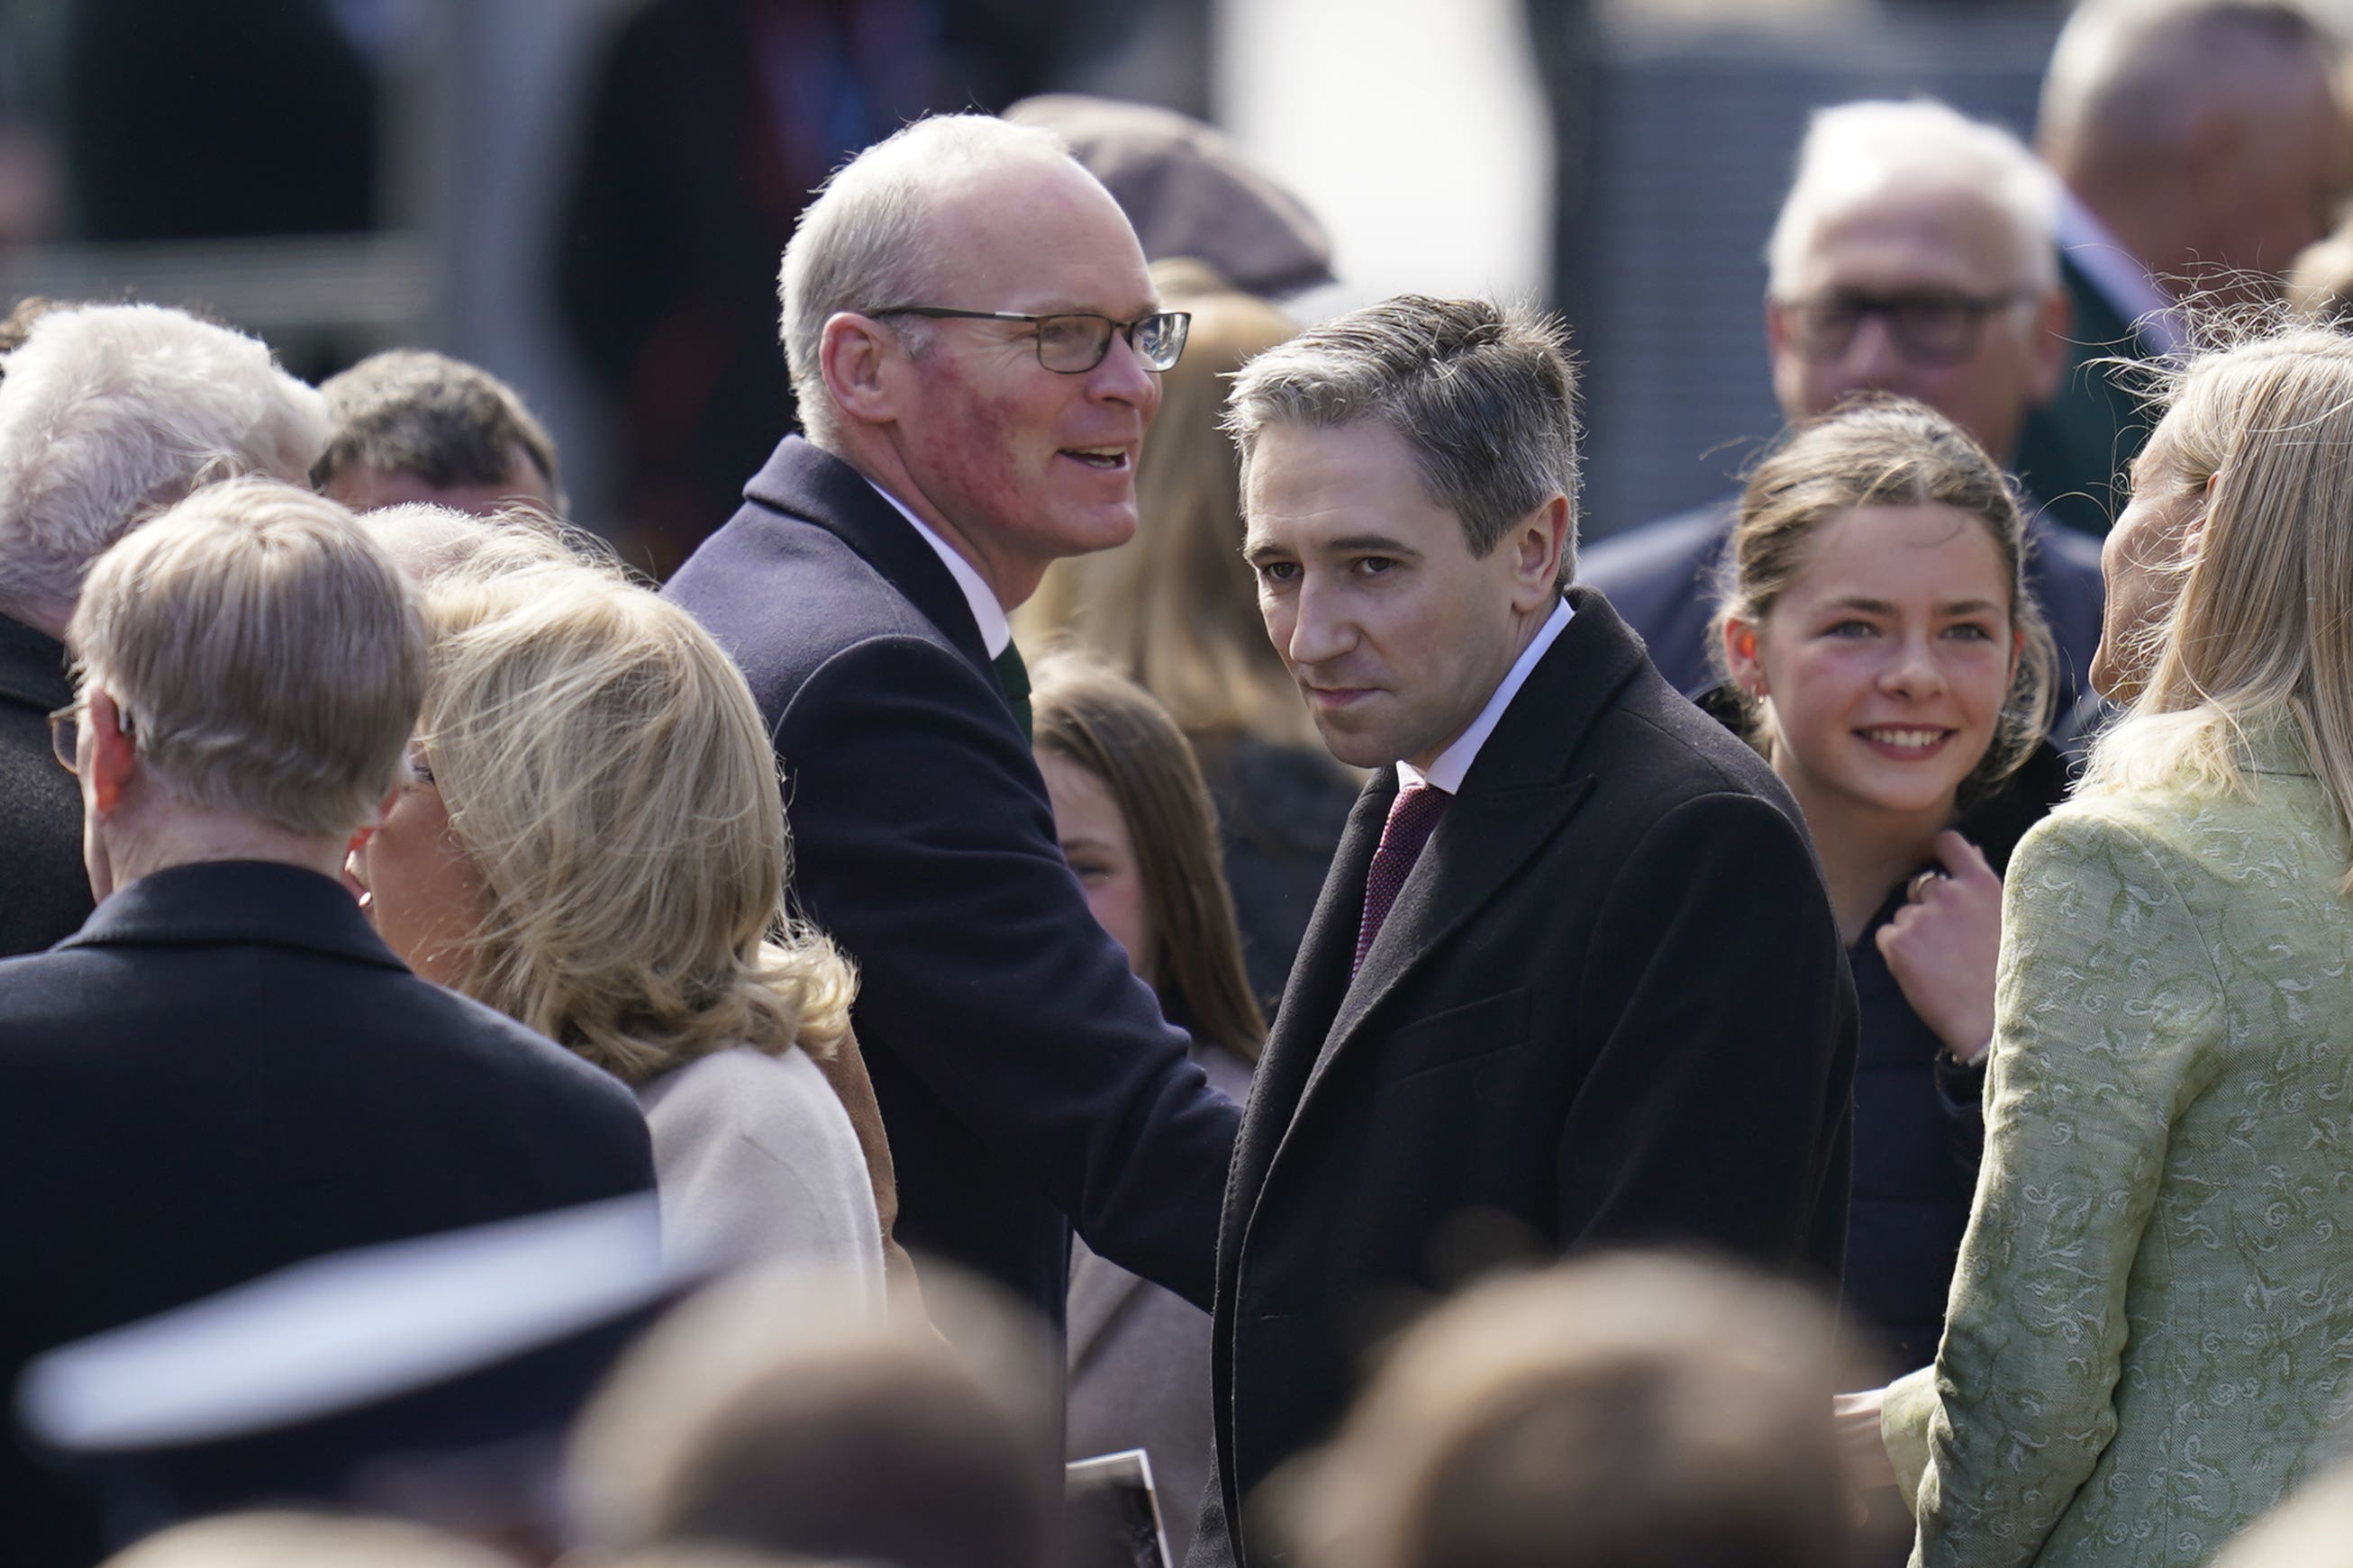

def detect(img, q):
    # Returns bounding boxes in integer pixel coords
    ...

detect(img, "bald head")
[2041,0,2346,297]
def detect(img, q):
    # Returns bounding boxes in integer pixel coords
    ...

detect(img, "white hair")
[1764,100,2061,299]
[777,113,1071,449]
[0,304,328,611]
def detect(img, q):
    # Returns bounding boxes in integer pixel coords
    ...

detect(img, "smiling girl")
[1708,396,2060,1371]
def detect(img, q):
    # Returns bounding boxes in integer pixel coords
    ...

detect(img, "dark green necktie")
[993,641,1031,743]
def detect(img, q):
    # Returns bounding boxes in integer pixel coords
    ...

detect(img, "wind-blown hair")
[69,477,424,838]
[777,114,1069,449]
[1713,395,2057,807]
[1765,100,2059,300]
[2081,325,2353,889]
[418,563,853,1083]
[0,304,328,609]
[1225,295,1582,583]
[1030,648,1266,1062]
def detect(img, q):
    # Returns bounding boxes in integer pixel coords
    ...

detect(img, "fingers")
[1932,829,1998,886]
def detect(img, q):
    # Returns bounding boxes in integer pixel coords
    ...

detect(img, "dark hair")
[313,349,566,512]
[1030,649,1266,1061]
[1224,295,1582,583]
[1713,394,2057,805]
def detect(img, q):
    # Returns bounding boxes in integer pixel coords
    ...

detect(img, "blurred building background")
[0,0,2334,568]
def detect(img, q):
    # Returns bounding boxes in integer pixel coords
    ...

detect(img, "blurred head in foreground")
[568,1264,1057,1568]
[98,1510,513,1568]
[1287,1252,1851,1568]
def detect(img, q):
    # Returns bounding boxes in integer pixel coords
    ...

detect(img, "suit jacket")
[0,860,657,1567]
[0,614,94,957]
[663,436,1240,1328]
[2012,251,2161,539]
[1883,717,2353,1568]
[1577,495,2107,716]
[1196,591,1857,1567]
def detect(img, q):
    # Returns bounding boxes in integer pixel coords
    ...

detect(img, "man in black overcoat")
[0,481,656,1566]
[664,114,1238,1332]
[1192,296,1857,1567]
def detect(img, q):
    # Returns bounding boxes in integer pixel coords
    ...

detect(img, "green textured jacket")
[1886,719,2353,1567]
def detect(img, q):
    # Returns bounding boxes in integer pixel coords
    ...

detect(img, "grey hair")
[2040,0,2338,177]
[313,349,567,515]
[1765,100,2060,300]
[0,304,329,611]
[777,113,1070,449]
[70,477,426,838]
[1223,295,1583,583]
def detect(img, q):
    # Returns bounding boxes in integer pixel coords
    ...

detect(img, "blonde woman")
[352,562,883,1306]
[1847,326,2353,1566]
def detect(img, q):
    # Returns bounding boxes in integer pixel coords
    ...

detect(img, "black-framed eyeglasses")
[866,306,1191,374]
[1776,290,2026,367]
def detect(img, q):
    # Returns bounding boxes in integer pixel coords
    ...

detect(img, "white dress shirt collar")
[866,479,1012,658]
[2054,186,2185,357]
[1397,595,1574,796]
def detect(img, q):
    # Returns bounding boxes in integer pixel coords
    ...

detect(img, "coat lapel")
[1289,589,1648,1109]
[745,436,995,675]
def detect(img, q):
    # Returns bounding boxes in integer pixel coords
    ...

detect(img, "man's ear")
[1510,494,1572,608]
[2026,287,2072,405]
[85,688,136,816]
[819,312,904,426]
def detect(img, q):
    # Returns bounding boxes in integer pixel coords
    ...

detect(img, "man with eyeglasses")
[1582,99,2104,713]
[665,114,1239,1348]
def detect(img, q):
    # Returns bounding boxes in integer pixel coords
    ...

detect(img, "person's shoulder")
[1590,666,1792,812]
[362,968,644,1115]
[643,1044,861,1165]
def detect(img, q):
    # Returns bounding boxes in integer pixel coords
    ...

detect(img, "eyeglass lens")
[1035,313,1189,374]
[1785,295,1994,367]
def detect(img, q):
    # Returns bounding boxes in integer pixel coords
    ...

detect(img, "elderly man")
[0,303,330,957]
[2024,0,2346,534]
[313,349,568,517]
[1196,296,1854,1568]
[0,478,655,1565]
[664,115,1238,1334]
[1583,100,2106,709]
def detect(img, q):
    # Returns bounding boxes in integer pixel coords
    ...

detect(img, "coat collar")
[59,860,413,972]
[0,611,70,714]
[743,435,995,675]
[1288,587,1641,1101]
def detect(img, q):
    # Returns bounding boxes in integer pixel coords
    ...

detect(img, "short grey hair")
[1223,295,1583,583]
[313,349,567,514]
[0,304,329,610]
[1765,100,2060,299]
[70,477,425,838]
[777,114,1070,448]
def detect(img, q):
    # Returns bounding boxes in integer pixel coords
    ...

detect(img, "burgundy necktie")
[1354,783,1449,976]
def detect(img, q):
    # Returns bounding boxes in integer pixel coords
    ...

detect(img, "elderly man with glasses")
[664,114,1237,1348]
[1582,99,2104,713]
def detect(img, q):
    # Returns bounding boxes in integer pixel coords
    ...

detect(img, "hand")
[1876,830,2002,1065]
[1833,1386,1897,1492]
